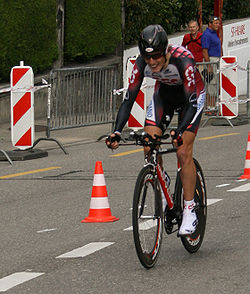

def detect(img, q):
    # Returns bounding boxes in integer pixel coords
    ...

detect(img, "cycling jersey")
[114,45,205,136]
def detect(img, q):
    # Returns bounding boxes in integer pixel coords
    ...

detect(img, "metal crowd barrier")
[196,61,220,115]
[37,60,248,146]
[198,59,250,127]
[48,64,121,135]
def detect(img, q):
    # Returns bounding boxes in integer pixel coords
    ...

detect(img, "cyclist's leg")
[144,125,162,155]
[144,82,174,167]
[177,130,198,235]
[177,95,204,235]
[177,89,205,202]
[180,158,207,252]
[177,130,196,201]
[144,83,174,212]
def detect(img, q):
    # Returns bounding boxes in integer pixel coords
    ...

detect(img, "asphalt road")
[0,123,249,294]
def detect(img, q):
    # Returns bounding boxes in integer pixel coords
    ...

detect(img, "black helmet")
[138,24,168,57]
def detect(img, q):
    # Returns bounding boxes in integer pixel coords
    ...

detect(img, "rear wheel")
[132,165,163,268]
[176,158,207,253]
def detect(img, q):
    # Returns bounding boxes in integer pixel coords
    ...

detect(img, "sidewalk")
[0,121,113,153]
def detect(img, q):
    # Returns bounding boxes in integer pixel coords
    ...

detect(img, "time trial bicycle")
[124,131,207,269]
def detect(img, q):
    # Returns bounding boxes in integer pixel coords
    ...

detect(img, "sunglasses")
[143,52,164,60]
[209,16,220,22]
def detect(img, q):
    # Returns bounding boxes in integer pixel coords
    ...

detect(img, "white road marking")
[124,219,157,231]
[124,199,223,231]
[37,228,57,233]
[227,183,250,192]
[0,272,44,292]
[207,199,222,205]
[216,183,230,187]
[123,226,133,231]
[235,179,247,182]
[56,242,114,258]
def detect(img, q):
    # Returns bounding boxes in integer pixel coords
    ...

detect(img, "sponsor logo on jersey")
[146,101,153,118]
[197,91,205,110]
[130,66,138,84]
[144,64,182,86]
[185,65,195,87]
[146,100,156,122]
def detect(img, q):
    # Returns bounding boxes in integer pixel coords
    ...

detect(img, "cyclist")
[106,24,205,235]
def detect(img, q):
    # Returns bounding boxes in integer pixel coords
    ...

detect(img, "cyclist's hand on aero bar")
[105,133,121,150]
[170,129,183,147]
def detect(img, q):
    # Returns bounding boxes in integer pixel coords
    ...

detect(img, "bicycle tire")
[176,158,207,253]
[132,165,163,268]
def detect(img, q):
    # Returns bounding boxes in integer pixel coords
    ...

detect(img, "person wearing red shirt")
[182,20,203,62]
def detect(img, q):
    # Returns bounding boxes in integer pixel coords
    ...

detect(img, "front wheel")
[132,165,163,268]
[176,158,207,253]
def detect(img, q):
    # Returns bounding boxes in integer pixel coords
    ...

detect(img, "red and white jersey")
[114,45,205,134]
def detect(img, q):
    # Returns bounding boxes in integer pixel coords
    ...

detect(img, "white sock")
[183,199,195,211]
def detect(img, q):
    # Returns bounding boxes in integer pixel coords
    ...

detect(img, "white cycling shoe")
[179,202,198,236]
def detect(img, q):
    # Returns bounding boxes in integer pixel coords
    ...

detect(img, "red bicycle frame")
[156,163,174,209]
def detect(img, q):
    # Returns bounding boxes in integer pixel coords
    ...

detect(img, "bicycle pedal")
[164,223,173,234]
[164,217,176,234]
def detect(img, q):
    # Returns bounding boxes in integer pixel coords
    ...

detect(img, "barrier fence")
[196,61,220,115]
[47,64,121,136]
[45,60,249,135]
[199,59,250,127]
[1,58,248,159]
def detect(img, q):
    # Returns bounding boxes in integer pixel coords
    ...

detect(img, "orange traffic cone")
[81,161,119,223]
[240,131,250,179]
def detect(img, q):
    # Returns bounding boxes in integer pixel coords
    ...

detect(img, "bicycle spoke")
[139,183,148,217]
[133,166,163,268]
[127,132,207,264]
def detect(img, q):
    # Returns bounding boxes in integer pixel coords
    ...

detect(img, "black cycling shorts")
[144,85,205,134]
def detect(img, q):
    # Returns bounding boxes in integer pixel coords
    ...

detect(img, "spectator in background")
[201,16,221,63]
[201,16,222,114]
[182,20,203,63]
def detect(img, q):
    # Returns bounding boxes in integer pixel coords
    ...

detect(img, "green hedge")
[0,0,249,82]
[0,0,57,82]
[202,0,250,24]
[124,0,250,46]
[124,0,198,45]
[64,0,122,62]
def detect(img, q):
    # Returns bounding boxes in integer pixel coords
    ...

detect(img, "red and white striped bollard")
[10,61,34,150]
